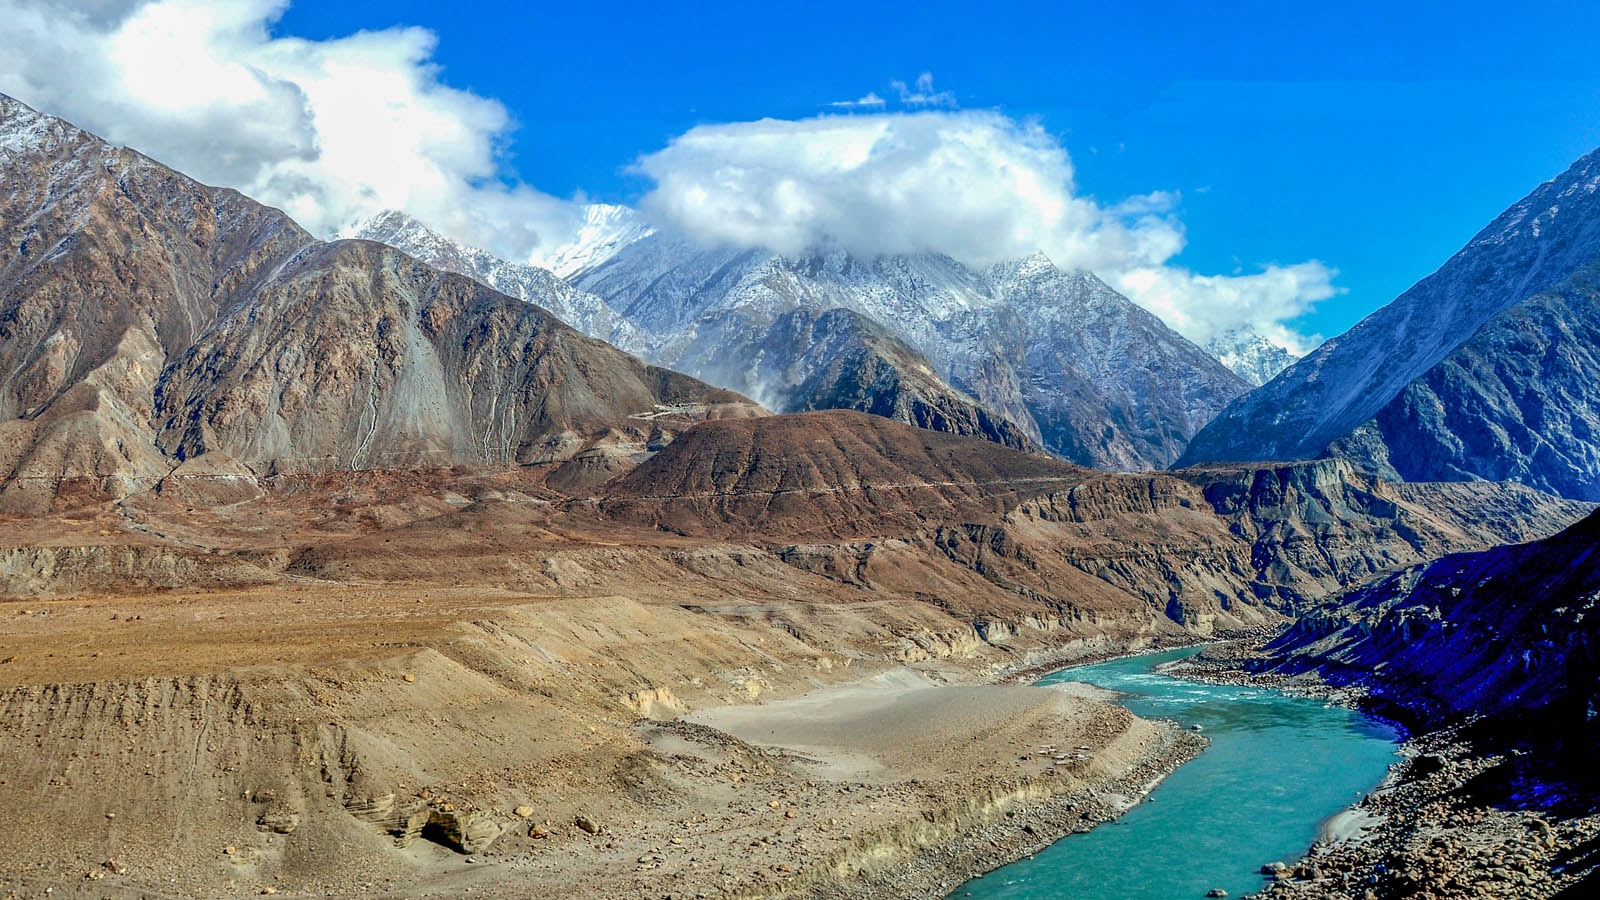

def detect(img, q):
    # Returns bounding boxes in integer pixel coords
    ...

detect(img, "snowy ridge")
[0,93,85,159]
[347,210,649,354]
[529,203,655,278]
[574,235,1248,470]
[1204,327,1301,387]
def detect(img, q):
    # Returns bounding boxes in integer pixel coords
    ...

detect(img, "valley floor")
[0,581,1199,900]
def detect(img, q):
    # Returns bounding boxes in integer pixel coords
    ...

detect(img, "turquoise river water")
[949,647,1400,900]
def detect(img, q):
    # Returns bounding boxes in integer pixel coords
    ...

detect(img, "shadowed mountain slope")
[1182,146,1600,501]
[1261,508,1600,761]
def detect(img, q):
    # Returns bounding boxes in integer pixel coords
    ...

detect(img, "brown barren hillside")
[598,409,1090,538]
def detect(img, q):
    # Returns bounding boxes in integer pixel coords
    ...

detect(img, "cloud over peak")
[633,109,1336,347]
[0,4,1334,349]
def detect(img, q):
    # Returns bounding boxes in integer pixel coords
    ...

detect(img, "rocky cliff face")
[1262,509,1600,750]
[0,94,758,509]
[575,239,1248,470]
[1324,263,1600,500]
[1181,145,1600,500]
[597,411,1592,635]
[975,458,1588,634]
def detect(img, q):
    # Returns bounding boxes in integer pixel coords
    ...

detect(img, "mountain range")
[1182,146,1600,501]
[366,211,1258,470]
[11,85,1600,504]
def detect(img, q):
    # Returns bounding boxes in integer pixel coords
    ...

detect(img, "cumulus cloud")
[0,0,579,263]
[633,109,1335,348]
[0,4,1333,349]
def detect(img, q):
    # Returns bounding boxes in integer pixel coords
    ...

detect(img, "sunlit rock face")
[0,93,759,509]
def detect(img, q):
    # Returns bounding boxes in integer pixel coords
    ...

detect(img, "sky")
[3,0,1599,351]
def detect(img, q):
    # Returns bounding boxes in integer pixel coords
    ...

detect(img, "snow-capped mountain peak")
[1203,327,1301,386]
[347,209,649,354]
[530,203,655,278]
[0,93,80,159]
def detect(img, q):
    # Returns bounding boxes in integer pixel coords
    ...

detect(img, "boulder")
[425,809,501,854]
[255,809,300,834]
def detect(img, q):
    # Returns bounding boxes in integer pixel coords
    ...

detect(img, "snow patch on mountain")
[1205,328,1301,386]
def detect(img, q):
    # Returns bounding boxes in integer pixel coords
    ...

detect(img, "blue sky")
[268,0,1600,340]
[7,0,1594,347]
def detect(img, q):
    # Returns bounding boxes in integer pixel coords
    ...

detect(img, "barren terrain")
[0,411,1589,897]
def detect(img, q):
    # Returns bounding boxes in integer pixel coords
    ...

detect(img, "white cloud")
[891,72,957,108]
[0,5,1334,349]
[633,109,1335,348]
[829,91,886,110]
[1114,264,1336,355]
[0,0,579,263]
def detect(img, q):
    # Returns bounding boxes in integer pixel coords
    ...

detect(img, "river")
[950,647,1399,899]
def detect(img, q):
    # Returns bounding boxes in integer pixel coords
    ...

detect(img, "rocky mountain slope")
[1323,263,1600,500]
[1181,146,1600,500]
[347,209,649,354]
[573,237,1249,469]
[1259,507,1600,773]
[360,213,1031,450]
[0,94,759,511]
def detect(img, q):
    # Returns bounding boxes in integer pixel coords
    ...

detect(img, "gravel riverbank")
[1168,640,1600,899]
